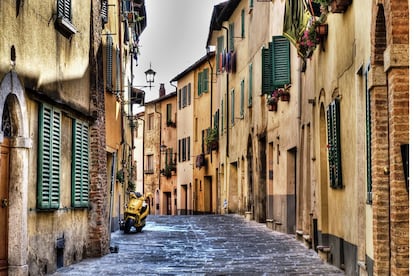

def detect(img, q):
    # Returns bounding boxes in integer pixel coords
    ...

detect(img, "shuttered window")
[262,36,291,94]
[57,0,72,22]
[271,36,290,88]
[106,35,113,91]
[72,120,89,208]
[261,47,272,94]
[241,9,245,38]
[166,104,172,123]
[37,104,61,209]
[216,36,224,73]
[327,99,342,189]
[365,68,372,203]
[101,0,108,24]
[197,69,209,95]
[229,23,235,51]
[187,137,191,161]
[187,83,191,105]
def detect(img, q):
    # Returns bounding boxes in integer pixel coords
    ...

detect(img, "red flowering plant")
[298,22,319,58]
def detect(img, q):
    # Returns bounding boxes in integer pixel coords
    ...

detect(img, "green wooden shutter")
[203,68,209,93]
[72,120,89,207]
[365,70,372,203]
[327,99,342,188]
[37,104,61,209]
[248,63,253,107]
[240,79,245,117]
[198,72,203,96]
[188,83,191,105]
[178,88,182,109]
[58,0,72,21]
[262,47,272,94]
[229,23,235,51]
[167,104,172,122]
[241,9,245,38]
[271,36,290,88]
[216,36,224,73]
[106,35,113,91]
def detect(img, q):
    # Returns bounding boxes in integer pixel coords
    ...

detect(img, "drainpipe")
[108,152,116,240]
[219,25,229,157]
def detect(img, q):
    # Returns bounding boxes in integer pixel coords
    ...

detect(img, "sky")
[133,0,224,102]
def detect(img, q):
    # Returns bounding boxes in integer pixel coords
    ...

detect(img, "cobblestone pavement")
[51,215,344,275]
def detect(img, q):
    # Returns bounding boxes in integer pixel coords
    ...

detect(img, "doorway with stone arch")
[0,71,31,275]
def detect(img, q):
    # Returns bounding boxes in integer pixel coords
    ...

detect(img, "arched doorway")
[0,71,31,275]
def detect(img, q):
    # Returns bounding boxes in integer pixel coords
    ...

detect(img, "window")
[37,104,61,209]
[71,119,89,208]
[365,66,372,203]
[145,154,154,173]
[148,113,154,130]
[188,83,192,105]
[327,99,342,189]
[178,88,181,109]
[229,23,235,51]
[262,36,291,94]
[178,137,190,162]
[106,34,113,92]
[216,36,224,73]
[198,69,209,95]
[56,0,77,37]
[248,63,253,107]
[182,85,187,107]
[241,9,245,38]
[231,89,235,125]
[187,137,191,161]
[240,79,245,118]
[166,104,172,123]
[182,139,186,161]
[57,0,72,21]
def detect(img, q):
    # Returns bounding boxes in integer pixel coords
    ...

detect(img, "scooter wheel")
[124,218,134,234]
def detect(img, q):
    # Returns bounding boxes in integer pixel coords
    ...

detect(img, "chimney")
[159,83,166,98]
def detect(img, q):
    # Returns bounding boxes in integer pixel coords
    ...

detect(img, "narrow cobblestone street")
[51,215,344,275]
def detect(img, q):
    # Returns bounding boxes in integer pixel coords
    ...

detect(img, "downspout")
[108,152,116,240]
[220,25,229,157]
[155,104,162,191]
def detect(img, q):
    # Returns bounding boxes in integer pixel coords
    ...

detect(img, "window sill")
[55,17,77,38]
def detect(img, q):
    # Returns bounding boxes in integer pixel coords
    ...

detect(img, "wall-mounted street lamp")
[125,64,157,106]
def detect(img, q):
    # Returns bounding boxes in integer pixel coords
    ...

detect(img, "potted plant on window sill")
[267,94,278,111]
[205,127,219,152]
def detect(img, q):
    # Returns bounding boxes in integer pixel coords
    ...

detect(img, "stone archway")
[0,71,31,276]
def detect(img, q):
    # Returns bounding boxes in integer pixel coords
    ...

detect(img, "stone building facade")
[167,0,409,275]
[0,0,147,274]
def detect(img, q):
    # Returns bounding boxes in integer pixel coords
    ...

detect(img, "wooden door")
[0,138,9,275]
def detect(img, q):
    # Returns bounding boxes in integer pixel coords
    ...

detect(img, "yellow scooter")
[120,192,152,234]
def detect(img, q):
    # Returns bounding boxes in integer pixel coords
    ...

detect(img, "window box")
[196,154,205,168]
[167,120,176,128]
